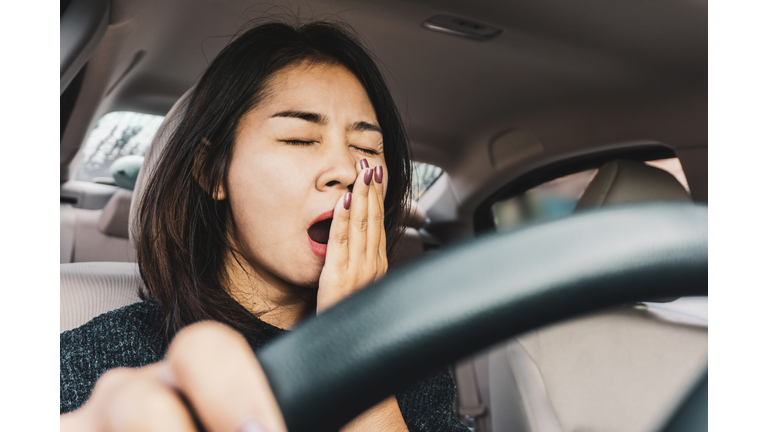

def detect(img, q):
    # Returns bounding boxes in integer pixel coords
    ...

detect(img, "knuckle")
[115,382,186,429]
[333,230,349,246]
[136,386,181,415]
[93,367,177,417]
[354,185,369,196]
[173,321,235,348]
[96,367,137,392]
[369,211,384,225]
[168,321,244,365]
[352,218,368,232]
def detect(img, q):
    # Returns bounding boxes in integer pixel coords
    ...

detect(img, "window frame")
[473,144,678,234]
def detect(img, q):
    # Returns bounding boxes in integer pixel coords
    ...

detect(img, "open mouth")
[308,218,332,245]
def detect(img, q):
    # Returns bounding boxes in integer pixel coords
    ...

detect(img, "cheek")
[227,153,306,237]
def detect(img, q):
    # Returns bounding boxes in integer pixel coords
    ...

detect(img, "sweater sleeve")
[60,301,166,414]
[396,368,471,432]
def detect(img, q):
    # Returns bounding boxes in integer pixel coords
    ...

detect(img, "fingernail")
[360,158,369,169]
[364,168,373,185]
[374,166,383,184]
[237,418,269,432]
[343,192,352,210]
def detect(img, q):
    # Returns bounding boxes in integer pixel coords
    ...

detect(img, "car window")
[492,169,598,232]
[74,111,164,183]
[645,158,690,193]
[411,162,443,201]
[492,158,689,232]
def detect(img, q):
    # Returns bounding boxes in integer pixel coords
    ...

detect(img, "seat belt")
[454,358,488,432]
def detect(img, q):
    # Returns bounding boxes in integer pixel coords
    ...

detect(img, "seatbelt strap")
[454,358,487,432]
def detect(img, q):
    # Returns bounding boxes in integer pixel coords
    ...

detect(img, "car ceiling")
[61,0,707,214]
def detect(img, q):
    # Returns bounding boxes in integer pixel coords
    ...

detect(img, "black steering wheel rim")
[256,203,708,432]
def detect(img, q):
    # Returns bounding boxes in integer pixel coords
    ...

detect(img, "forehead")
[257,61,376,118]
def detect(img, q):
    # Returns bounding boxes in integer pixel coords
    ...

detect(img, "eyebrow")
[271,110,327,124]
[271,110,382,135]
[350,121,382,135]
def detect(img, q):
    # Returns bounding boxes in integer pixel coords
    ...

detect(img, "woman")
[60,21,469,432]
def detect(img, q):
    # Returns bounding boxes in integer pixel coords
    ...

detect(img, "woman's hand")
[316,161,406,431]
[317,160,387,313]
[60,321,287,432]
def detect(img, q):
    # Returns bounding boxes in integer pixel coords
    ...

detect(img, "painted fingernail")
[364,168,373,185]
[360,158,369,169]
[343,192,352,210]
[237,418,269,432]
[374,166,383,184]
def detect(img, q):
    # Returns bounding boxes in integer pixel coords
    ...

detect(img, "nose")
[316,146,358,193]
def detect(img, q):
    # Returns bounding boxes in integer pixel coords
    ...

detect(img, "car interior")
[60,0,707,430]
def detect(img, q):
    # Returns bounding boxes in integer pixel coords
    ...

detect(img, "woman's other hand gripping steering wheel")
[60,322,288,432]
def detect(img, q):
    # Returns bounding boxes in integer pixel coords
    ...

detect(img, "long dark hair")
[136,21,412,343]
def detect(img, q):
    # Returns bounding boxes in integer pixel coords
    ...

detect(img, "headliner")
[61,0,707,207]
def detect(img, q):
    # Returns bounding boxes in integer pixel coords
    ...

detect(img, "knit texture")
[60,300,469,431]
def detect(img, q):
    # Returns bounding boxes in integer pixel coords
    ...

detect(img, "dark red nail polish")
[374,166,383,184]
[364,168,373,185]
[360,158,369,169]
[343,192,351,210]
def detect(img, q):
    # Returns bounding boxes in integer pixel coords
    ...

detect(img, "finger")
[164,321,288,432]
[75,366,197,432]
[348,166,373,266]
[358,157,369,174]
[374,166,388,269]
[367,166,385,264]
[326,191,351,271]
[324,158,367,270]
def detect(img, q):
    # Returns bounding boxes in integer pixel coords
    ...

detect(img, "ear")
[194,138,227,200]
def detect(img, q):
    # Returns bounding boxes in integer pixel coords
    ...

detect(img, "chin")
[286,266,323,289]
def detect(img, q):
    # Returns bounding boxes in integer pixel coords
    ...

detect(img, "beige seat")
[60,262,143,332]
[460,159,706,432]
[60,188,137,264]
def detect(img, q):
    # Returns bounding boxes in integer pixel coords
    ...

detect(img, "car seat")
[60,154,145,264]
[453,159,707,432]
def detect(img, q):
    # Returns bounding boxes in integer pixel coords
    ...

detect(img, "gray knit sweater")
[60,300,469,431]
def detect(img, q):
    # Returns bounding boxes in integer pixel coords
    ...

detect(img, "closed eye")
[354,146,380,156]
[280,139,317,146]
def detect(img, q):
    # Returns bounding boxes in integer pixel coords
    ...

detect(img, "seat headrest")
[128,88,194,248]
[576,159,691,210]
[110,155,144,190]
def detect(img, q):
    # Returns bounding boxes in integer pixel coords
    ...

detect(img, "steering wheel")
[255,203,708,432]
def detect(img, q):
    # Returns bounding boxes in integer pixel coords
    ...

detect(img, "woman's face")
[225,61,388,290]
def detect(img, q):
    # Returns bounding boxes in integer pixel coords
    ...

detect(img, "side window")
[74,111,164,183]
[493,169,598,232]
[410,162,443,201]
[645,158,690,193]
[492,158,689,232]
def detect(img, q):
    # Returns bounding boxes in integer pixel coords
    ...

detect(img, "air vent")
[422,14,502,40]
